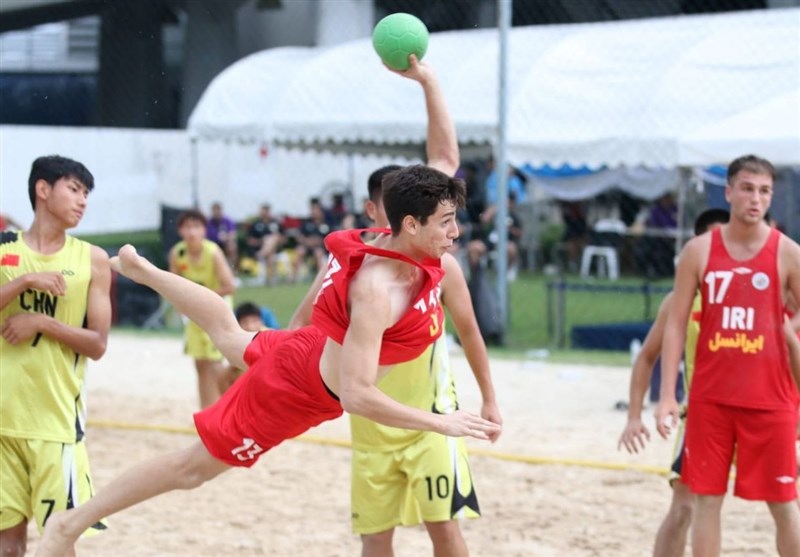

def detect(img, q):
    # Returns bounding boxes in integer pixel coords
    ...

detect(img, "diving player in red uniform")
[34,163,501,557]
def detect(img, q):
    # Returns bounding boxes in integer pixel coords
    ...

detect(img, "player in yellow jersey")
[617,208,728,557]
[289,55,501,557]
[168,209,236,409]
[0,156,112,556]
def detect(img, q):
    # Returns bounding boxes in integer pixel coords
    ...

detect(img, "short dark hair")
[367,165,403,203]
[382,165,466,235]
[693,208,729,236]
[177,209,207,228]
[234,302,262,323]
[28,155,94,210]
[727,154,775,184]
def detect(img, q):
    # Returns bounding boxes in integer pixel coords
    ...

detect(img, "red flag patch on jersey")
[1,253,20,266]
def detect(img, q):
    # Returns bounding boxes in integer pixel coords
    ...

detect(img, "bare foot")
[109,244,152,283]
[34,511,77,557]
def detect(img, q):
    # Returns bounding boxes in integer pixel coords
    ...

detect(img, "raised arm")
[618,293,671,453]
[440,253,502,441]
[386,55,458,175]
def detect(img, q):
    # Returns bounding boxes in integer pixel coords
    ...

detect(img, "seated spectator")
[559,201,588,273]
[329,192,349,228]
[294,197,333,282]
[206,202,238,269]
[635,192,677,278]
[465,193,523,281]
[243,204,285,284]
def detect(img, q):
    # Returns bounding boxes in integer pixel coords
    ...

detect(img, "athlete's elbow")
[339,388,371,417]
[86,338,107,360]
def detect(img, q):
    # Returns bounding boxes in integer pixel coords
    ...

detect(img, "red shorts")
[193,327,343,468]
[685,400,797,502]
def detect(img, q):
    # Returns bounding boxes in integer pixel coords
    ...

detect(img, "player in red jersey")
[656,155,800,557]
[34,163,502,557]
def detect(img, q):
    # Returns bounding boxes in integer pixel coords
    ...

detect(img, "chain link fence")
[1,0,797,351]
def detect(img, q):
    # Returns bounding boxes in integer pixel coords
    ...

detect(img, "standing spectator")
[243,204,284,284]
[169,209,236,409]
[484,156,527,205]
[0,155,112,554]
[637,192,678,277]
[206,202,238,269]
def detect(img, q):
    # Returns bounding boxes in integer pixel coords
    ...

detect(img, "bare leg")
[767,500,800,556]
[653,480,694,557]
[111,245,252,368]
[691,494,724,557]
[361,529,395,557]
[0,520,28,557]
[195,359,223,409]
[35,442,229,557]
[425,520,469,557]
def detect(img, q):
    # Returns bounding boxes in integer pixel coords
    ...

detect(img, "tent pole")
[190,136,200,209]
[495,0,512,332]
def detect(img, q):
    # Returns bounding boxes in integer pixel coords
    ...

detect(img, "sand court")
[26,332,779,556]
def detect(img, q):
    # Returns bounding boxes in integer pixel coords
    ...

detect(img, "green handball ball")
[372,13,429,71]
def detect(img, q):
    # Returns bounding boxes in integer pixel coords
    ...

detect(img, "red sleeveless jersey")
[311,228,445,366]
[692,227,795,410]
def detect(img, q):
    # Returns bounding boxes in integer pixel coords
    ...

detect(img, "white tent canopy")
[188,8,800,169]
[678,89,800,166]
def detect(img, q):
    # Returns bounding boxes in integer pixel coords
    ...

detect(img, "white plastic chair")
[579,219,626,280]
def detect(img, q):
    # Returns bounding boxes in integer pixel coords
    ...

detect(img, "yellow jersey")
[350,332,457,452]
[0,232,92,443]
[172,239,221,291]
[684,293,702,392]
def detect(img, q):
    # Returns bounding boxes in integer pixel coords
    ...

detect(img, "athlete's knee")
[425,519,467,550]
[172,444,226,490]
[361,529,394,557]
[767,500,800,523]
[670,482,695,528]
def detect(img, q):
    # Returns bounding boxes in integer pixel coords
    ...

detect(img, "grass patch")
[95,231,667,366]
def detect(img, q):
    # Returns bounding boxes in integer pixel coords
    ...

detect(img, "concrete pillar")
[96,0,169,127]
[316,0,374,47]
[180,0,244,126]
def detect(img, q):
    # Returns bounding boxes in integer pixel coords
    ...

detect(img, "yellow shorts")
[184,320,223,361]
[668,409,688,485]
[0,436,107,535]
[351,433,480,535]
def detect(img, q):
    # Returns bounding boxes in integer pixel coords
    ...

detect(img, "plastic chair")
[579,219,626,280]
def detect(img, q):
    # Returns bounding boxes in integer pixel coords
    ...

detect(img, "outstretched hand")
[439,409,502,441]
[384,54,435,84]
